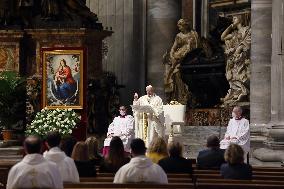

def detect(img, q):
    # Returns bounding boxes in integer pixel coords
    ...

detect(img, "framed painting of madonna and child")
[42,48,84,109]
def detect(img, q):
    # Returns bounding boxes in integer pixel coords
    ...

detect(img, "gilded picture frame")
[42,48,84,109]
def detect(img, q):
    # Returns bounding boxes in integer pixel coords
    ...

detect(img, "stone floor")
[170,125,283,167]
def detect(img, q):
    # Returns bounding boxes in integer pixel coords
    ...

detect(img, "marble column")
[253,0,284,162]
[267,0,284,149]
[250,0,272,135]
[146,0,181,98]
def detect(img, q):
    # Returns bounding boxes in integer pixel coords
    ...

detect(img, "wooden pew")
[194,173,284,180]
[96,173,192,178]
[64,182,194,188]
[197,183,284,189]
[196,178,284,185]
[252,167,284,172]
[80,177,192,183]
[194,169,284,176]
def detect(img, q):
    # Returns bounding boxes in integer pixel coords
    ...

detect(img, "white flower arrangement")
[25,108,81,138]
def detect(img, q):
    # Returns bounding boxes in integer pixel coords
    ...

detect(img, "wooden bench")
[96,173,192,178]
[196,183,284,189]
[194,169,284,176]
[194,173,284,180]
[64,182,194,188]
[80,177,192,183]
[196,178,284,184]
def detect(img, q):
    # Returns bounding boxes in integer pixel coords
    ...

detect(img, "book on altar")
[131,105,154,114]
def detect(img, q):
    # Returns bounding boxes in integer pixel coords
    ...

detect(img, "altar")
[163,105,186,136]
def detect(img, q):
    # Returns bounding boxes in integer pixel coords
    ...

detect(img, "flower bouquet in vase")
[25,108,81,139]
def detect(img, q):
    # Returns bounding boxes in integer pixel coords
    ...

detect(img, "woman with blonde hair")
[71,141,97,177]
[85,136,102,165]
[147,137,168,163]
[220,143,252,180]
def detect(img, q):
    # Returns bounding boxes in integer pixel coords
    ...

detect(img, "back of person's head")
[107,136,126,169]
[85,136,99,160]
[60,135,77,157]
[71,141,89,161]
[148,137,168,156]
[46,131,61,148]
[130,138,147,156]
[224,144,244,165]
[206,135,220,149]
[24,136,42,154]
[168,141,183,157]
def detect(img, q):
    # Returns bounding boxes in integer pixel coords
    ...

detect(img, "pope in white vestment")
[133,85,165,147]
[220,106,250,153]
[103,106,135,154]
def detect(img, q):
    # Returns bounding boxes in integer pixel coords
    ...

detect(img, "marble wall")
[87,0,182,103]
[146,0,181,97]
[86,0,146,105]
[250,0,272,132]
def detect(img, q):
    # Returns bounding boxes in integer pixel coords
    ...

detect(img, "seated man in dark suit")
[158,141,192,174]
[197,135,225,169]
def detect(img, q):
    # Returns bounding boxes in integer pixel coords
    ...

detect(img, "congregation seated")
[71,141,97,177]
[85,136,103,166]
[100,136,130,173]
[220,143,252,180]
[43,131,80,183]
[7,136,63,189]
[197,135,225,170]
[60,135,77,157]
[158,141,192,174]
[114,138,168,183]
[147,137,168,163]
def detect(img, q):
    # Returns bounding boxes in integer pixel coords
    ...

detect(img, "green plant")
[0,71,26,130]
[25,108,81,139]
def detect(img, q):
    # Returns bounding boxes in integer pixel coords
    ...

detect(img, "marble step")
[0,140,22,148]
[0,155,22,160]
[0,147,23,155]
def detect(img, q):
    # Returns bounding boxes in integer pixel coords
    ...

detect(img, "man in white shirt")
[7,136,63,189]
[133,85,164,147]
[43,131,80,183]
[103,105,135,156]
[220,106,250,154]
[114,138,168,184]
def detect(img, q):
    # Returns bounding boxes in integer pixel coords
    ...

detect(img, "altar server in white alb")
[220,106,250,154]
[7,136,63,189]
[133,85,165,146]
[103,105,135,156]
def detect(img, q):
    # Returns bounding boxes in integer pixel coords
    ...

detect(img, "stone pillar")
[267,0,284,149]
[250,0,272,135]
[146,0,181,97]
[253,0,284,162]
[201,0,209,38]
[182,0,194,27]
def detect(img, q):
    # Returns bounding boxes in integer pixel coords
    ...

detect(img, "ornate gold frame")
[42,48,84,109]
